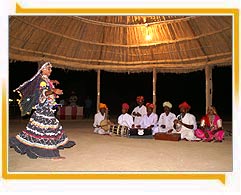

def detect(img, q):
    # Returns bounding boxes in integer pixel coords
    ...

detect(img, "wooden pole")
[37,61,42,70]
[97,69,101,112]
[153,68,157,113]
[205,65,213,113]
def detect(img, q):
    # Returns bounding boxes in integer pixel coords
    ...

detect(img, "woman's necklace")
[208,115,214,127]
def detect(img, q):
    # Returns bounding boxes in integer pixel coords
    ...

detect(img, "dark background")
[9,61,232,120]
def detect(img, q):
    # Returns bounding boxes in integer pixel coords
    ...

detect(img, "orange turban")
[122,103,129,110]
[178,101,191,110]
[99,103,107,109]
[136,96,144,103]
[146,103,155,109]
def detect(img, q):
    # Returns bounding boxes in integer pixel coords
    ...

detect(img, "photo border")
[2,3,239,184]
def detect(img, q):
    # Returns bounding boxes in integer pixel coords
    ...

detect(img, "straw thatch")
[9,16,232,73]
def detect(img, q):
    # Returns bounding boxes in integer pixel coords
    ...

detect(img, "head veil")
[14,62,52,116]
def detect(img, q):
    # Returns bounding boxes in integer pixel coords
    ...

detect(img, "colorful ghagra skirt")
[9,107,75,159]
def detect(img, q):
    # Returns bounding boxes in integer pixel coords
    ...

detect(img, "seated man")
[173,101,200,141]
[93,103,110,135]
[118,103,134,128]
[137,103,158,135]
[195,106,225,142]
[131,96,147,127]
[153,101,176,135]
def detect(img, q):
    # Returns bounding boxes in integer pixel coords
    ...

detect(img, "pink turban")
[122,103,129,110]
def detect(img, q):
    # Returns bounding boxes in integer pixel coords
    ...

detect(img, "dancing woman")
[9,62,75,159]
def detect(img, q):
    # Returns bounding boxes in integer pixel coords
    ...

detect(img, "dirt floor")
[8,119,232,172]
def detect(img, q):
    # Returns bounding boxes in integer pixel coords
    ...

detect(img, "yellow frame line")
[3,173,225,184]
[234,10,239,104]
[16,3,238,14]
[2,80,7,180]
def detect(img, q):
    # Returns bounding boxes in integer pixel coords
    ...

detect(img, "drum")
[154,132,181,141]
[127,128,153,139]
[110,125,128,136]
[100,119,111,131]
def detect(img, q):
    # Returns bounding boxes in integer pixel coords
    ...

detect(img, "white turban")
[163,101,172,108]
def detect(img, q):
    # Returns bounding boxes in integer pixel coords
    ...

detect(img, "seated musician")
[131,96,147,127]
[118,103,134,128]
[137,103,158,135]
[93,103,110,135]
[173,101,200,141]
[195,106,225,142]
[153,101,176,135]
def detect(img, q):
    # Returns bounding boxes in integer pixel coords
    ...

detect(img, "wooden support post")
[97,69,101,112]
[205,65,213,112]
[37,61,42,70]
[153,68,157,113]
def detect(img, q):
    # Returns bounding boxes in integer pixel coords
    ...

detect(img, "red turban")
[178,101,191,110]
[122,103,129,110]
[146,103,155,109]
[136,96,144,103]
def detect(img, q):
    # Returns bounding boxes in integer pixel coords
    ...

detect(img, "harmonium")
[154,132,181,141]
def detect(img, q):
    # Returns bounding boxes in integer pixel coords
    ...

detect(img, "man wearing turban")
[131,96,147,127]
[173,101,200,141]
[93,103,110,134]
[117,103,134,128]
[153,101,176,135]
[137,103,158,135]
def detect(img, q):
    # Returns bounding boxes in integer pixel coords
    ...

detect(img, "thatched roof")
[9,16,232,73]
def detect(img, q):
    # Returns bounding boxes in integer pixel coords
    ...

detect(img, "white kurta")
[131,105,147,126]
[173,113,199,141]
[93,112,108,134]
[118,113,134,128]
[157,112,176,133]
[139,113,158,135]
